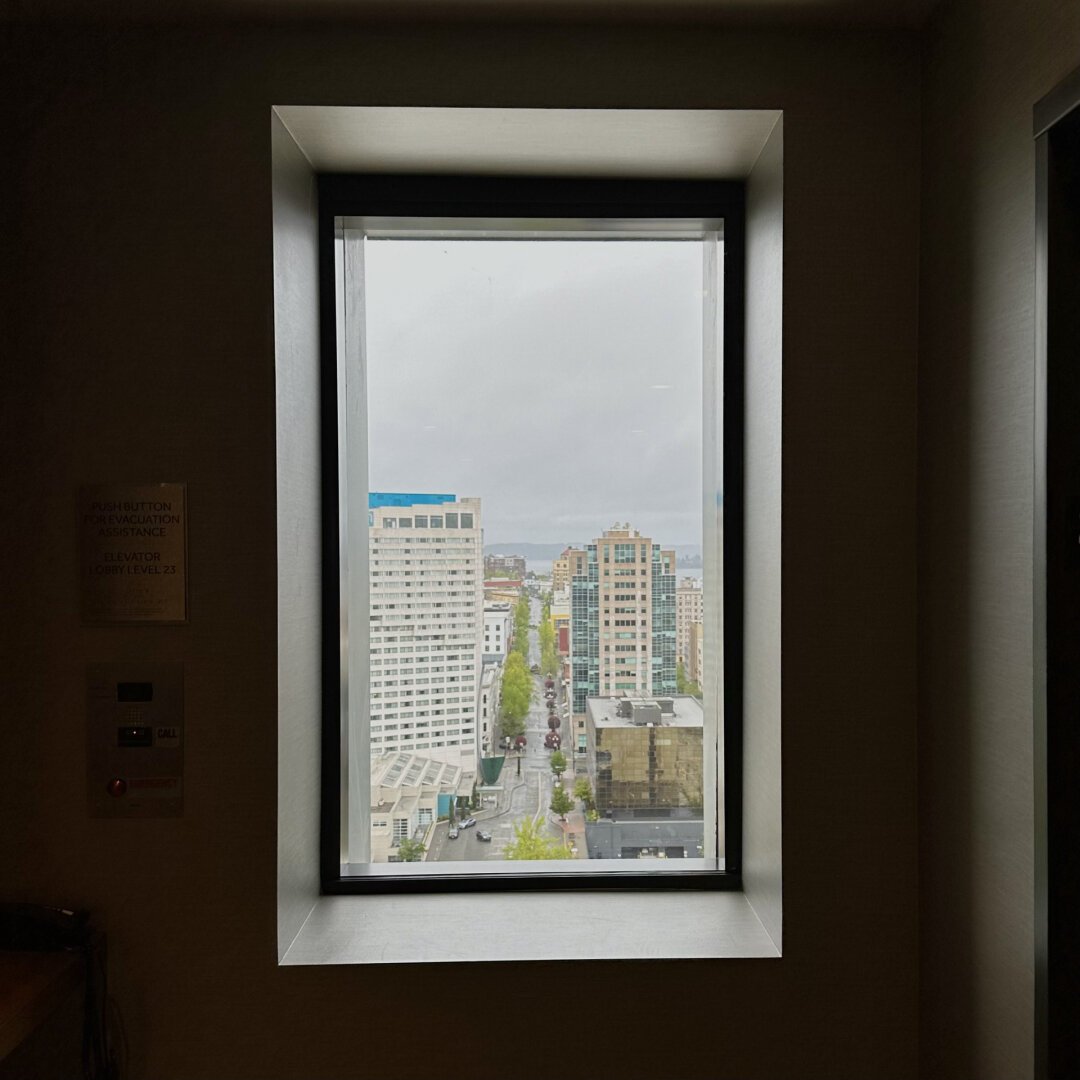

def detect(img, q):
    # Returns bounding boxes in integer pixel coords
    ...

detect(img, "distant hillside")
[484,543,581,560]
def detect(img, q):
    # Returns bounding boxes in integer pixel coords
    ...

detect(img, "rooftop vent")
[630,702,662,726]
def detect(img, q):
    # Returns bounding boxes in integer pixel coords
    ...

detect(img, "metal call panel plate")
[87,663,184,818]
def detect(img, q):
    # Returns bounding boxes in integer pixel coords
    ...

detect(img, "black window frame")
[318,174,745,894]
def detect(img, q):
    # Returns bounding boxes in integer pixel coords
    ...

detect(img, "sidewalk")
[553,762,588,858]
[560,806,588,858]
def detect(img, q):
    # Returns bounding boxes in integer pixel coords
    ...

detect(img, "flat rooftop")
[586,694,704,728]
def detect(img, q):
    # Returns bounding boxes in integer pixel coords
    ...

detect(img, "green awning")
[480,755,505,785]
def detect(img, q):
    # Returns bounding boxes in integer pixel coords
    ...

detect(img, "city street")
[427,593,567,861]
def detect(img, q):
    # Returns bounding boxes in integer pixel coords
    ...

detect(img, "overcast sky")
[365,239,703,548]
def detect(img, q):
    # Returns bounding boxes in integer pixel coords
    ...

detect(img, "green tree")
[512,595,531,660]
[538,612,560,676]
[676,660,702,698]
[503,817,566,860]
[500,652,532,717]
[573,777,594,808]
[396,837,425,862]
[498,651,532,742]
[497,710,526,742]
[549,749,568,778]
[550,785,574,820]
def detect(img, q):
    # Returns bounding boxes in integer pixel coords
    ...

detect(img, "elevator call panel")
[87,663,184,818]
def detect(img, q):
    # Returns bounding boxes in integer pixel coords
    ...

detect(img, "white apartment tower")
[676,576,704,667]
[368,494,484,766]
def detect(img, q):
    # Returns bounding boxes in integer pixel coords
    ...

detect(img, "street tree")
[396,838,425,862]
[538,615,558,675]
[676,659,702,698]
[520,596,531,621]
[497,710,526,743]
[549,749,568,778]
[500,651,532,722]
[573,777,594,808]
[502,817,566,860]
[550,786,574,820]
[513,595,531,649]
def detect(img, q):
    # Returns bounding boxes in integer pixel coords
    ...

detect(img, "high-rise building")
[676,577,704,667]
[570,524,677,713]
[552,547,586,591]
[368,494,483,766]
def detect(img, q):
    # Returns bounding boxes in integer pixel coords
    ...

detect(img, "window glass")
[345,226,718,874]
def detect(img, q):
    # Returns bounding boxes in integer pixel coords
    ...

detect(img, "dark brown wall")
[0,21,919,1079]
[919,2,1080,1077]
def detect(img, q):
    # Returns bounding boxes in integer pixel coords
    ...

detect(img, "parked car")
[477,830,493,842]
[460,817,477,829]
[448,827,460,840]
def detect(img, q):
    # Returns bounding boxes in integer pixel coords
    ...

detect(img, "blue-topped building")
[368,492,456,509]
[366,495,485,769]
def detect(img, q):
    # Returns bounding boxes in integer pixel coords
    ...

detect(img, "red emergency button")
[106,778,127,798]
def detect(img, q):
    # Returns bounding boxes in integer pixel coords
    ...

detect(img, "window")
[319,175,744,893]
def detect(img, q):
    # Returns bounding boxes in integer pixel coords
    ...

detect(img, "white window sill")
[280,890,780,965]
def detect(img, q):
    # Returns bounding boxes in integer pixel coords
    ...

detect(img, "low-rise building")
[552,547,586,591]
[484,553,526,578]
[370,752,475,863]
[484,580,523,604]
[478,662,502,755]
[550,588,571,652]
[583,694,704,860]
[483,601,512,661]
